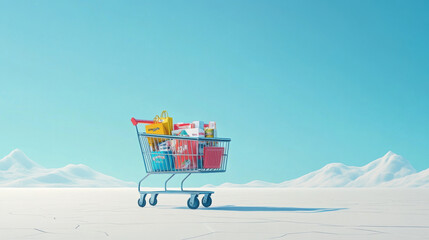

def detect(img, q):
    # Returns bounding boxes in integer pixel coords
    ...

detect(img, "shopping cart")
[131,117,231,209]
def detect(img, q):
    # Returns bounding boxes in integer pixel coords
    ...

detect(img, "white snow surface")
[0,149,134,187]
[216,151,429,188]
[1,188,429,239]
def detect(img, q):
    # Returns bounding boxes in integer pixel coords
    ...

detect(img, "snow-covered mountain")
[0,149,134,187]
[216,151,429,188]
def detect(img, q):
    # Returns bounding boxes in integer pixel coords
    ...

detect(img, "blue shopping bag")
[151,151,175,171]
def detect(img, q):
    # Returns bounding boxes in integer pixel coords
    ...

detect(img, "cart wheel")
[187,196,200,209]
[149,194,158,206]
[202,195,212,208]
[137,197,146,208]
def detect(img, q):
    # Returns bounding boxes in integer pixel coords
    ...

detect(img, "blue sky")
[1,0,428,186]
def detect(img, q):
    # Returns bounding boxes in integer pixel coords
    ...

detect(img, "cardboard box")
[173,123,193,130]
[158,140,174,151]
[174,140,204,170]
[172,128,205,137]
[151,151,175,171]
[192,121,204,130]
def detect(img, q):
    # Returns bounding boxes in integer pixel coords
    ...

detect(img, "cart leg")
[190,194,198,204]
[164,174,175,191]
[138,173,151,193]
[149,194,158,206]
[181,173,192,191]
[140,193,147,201]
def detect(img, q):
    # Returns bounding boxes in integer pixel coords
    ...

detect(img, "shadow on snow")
[175,205,346,212]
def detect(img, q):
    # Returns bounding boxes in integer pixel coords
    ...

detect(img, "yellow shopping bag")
[145,122,168,149]
[145,122,168,135]
[154,110,173,135]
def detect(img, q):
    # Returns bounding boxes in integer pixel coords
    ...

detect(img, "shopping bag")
[154,110,173,135]
[145,122,168,148]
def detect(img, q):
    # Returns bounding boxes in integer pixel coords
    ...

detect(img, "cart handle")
[131,117,154,126]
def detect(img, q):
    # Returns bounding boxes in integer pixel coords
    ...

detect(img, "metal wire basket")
[137,133,230,173]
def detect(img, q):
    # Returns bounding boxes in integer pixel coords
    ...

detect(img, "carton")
[174,123,193,130]
[150,151,175,171]
[174,140,204,170]
[158,140,174,151]
[172,128,205,138]
[192,121,204,130]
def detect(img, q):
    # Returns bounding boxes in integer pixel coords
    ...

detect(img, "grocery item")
[172,128,205,137]
[174,123,193,130]
[205,128,214,138]
[203,147,224,169]
[174,140,204,169]
[209,121,216,129]
[151,151,175,171]
[204,121,217,138]
[158,140,174,151]
[192,121,204,130]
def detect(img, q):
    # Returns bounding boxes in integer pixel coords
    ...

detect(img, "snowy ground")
[1,188,428,239]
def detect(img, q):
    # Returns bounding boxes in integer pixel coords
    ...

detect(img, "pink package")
[203,147,224,169]
[174,123,193,130]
